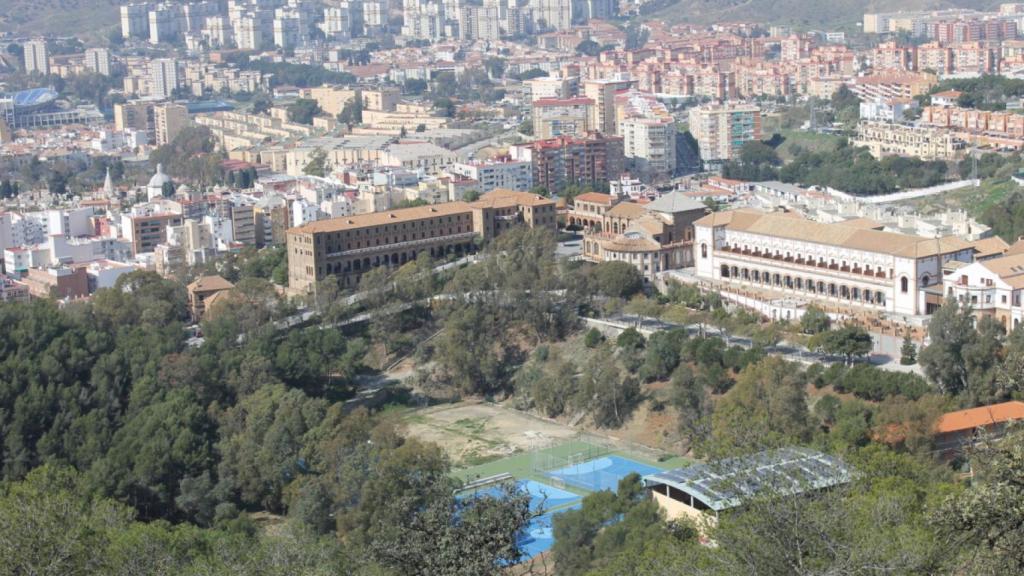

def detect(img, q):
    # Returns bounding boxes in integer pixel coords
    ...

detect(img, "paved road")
[557,233,583,259]
[598,314,924,374]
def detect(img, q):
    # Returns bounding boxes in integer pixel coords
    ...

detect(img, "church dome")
[148,164,172,189]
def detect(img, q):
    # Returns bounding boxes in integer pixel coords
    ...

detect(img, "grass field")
[775,129,846,161]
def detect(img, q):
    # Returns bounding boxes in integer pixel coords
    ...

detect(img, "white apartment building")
[322,6,354,40]
[235,16,265,50]
[363,0,387,30]
[620,118,677,179]
[84,48,112,76]
[203,16,235,47]
[693,208,975,316]
[149,5,182,44]
[526,76,578,102]
[45,207,94,238]
[121,3,151,39]
[460,5,500,40]
[273,12,302,49]
[530,0,571,30]
[154,102,189,146]
[447,160,533,192]
[150,58,179,100]
[688,103,762,163]
[23,39,49,76]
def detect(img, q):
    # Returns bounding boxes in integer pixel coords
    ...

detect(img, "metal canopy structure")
[642,447,852,512]
[11,88,57,109]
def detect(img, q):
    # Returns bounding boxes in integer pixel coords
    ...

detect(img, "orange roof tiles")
[574,192,615,204]
[935,401,1024,434]
[289,202,473,234]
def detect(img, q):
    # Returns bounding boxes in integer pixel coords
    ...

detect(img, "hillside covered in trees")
[3,227,1024,575]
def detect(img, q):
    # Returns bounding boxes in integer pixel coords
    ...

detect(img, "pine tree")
[900,332,917,365]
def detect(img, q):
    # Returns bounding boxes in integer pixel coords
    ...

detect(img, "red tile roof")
[935,401,1024,434]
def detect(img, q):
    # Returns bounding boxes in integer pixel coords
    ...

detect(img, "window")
[701,243,707,258]
[901,277,909,293]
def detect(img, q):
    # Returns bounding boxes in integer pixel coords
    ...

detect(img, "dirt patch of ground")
[404,401,579,466]
[575,380,685,455]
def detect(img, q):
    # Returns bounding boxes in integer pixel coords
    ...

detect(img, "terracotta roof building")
[694,208,975,317]
[286,191,556,292]
[187,275,235,321]
[934,401,1024,458]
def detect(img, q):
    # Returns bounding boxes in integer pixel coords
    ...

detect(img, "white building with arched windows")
[693,208,975,316]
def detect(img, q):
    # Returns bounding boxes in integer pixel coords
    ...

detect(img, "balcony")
[716,245,889,284]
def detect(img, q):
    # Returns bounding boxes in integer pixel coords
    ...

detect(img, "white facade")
[24,39,49,76]
[84,48,112,76]
[447,160,533,192]
[620,118,677,179]
[292,198,321,227]
[46,207,93,238]
[235,16,265,50]
[859,99,919,122]
[121,3,151,39]
[273,13,301,49]
[322,6,354,40]
[943,254,1024,332]
[48,236,133,266]
[694,209,974,316]
[688,103,762,163]
[150,58,179,100]
[530,0,571,30]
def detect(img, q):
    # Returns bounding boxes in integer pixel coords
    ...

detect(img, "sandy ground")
[405,401,579,466]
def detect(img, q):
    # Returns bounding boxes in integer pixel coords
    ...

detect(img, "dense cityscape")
[2,1,1024,575]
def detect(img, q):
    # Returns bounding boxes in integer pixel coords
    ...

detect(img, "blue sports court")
[545,455,662,492]
[464,479,581,513]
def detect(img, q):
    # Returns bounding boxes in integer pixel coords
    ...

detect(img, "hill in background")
[0,0,121,39]
[642,0,1003,31]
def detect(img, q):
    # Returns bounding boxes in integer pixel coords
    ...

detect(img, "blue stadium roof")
[11,88,57,108]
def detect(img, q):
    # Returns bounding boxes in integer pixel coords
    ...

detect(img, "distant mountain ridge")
[0,0,121,38]
[643,0,1004,30]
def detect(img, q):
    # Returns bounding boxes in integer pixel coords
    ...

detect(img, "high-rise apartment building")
[149,4,182,44]
[620,119,677,179]
[615,89,677,179]
[460,5,501,40]
[154,103,189,146]
[23,39,49,76]
[510,133,625,192]
[84,48,112,76]
[121,3,151,39]
[583,78,634,135]
[687,103,762,163]
[235,16,265,50]
[273,12,302,48]
[531,0,571,30]
[114,101,152,132]
[322,6,354,40]
[150,58,179,100]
